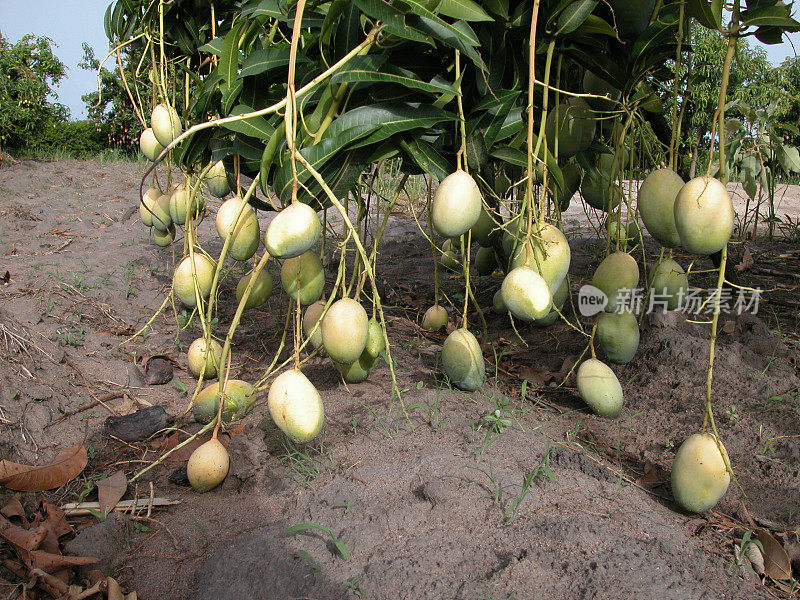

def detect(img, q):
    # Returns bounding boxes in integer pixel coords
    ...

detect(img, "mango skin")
[509,223,570,292]
[334,353,377,384]
[493,289,508,314]
[321,298,369,365]
[151,103,182,147]
[187,337,223,379]
[192,379,256,424]
[471,207,497,247]
[581,154,622,212]
[205,160,231,198]
[302,300,327,352]
[151,194,173,232]
[583,70,621,112]
[674,176,734,255]
[170,184,204,225]
[442,328,485,391]
[555,163,582,211]
[638,168,683,247]
[596,311,640,364]
[671,433,730,513]
[152,225,175,247]
[475,246,497,276]
[650,259,688,311]
[267,369,324,442]
[545,98,596,157]
[364,318,385,359]
[216,197,260,261]
[592,252,639,312]
[173,254,216,308]
[534,278,569,328]
[236,269,273,310]
[422,304,449,331]
[187,438,229,493]
[265,202,322,259]
[281,251,324,306]
[501,267,552,322]
[576,358,624,417]
[432,171,483,238]
[139,127,164,161]
[140,188,161,227]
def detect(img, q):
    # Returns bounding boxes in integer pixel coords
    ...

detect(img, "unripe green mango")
[674,176,734,255]
[534,278,569,327]
[421,304,449,331]
[334,352,377,384]
[544,98,595,158]
[192,379,256,423]
[187,337,222,379]
[638,168,683,247]
[470,207,497,247]
[555,163,582,211]
[364,317,385,359]
[442,328,485,391]
[140,188,160,227]
[236,268,273,310]
[216,197,260,261]
[303,300,327,352]
[205,160,231,198]
[592,252,639,312]
[432,171,483,238]
[501,267,552,321]
[139,127,164,161]
[173,254,216,307]
[671,433,730,513]
[152,225,175,247]
[576,358,624,417]
[265,202,321,259]
[493,289,508,314]
[596,310,640,364]
[170,184,204,225]
[151,103,182,147]
[281,250,324,305]
[583,70,621,112]
[475,246,497,276]
[322,298,369,365]
[650,259,688,311]
[508,223,570,292]
[268,369,324,442]
[151,194,173,232]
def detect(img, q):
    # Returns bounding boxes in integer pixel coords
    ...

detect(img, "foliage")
[24,120,110,158]
[80,43,144,153]
[775,55,800,145]
[0,33,68,152]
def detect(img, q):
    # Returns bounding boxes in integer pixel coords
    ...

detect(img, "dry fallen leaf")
[0,515,48,551]
[755,528,792,581]
[108,577,124,600]
[734,247,754,272]
[41,499,71,538]
[28,549,98,573]
[0,445,88,491]
[1,494,27,519]
[97,471,127,516]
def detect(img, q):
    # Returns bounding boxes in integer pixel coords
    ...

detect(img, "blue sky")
[0,1,799,121]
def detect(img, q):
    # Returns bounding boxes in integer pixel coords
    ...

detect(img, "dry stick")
[668,0,686,171]
[117,48,146,128]
[525,0,543,240]
[293,152,410,426]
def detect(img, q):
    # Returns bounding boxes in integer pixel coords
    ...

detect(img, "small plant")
[285,521,350,560]
[504,446,555,524]
[343,576,366,598]
[58,322,85,347]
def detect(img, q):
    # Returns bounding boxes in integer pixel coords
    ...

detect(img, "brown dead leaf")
[0,515,48,550]
[29,549,98,573]
[97,471,127,516]
[41,499,71,538]
[754,528,792,581]
[0,445,88,491]
[144,356,173,385]
[722,320,736,335]
[734,247,754,272]
[107,577,124,600]
[1,495,27,519]
[634,460,661,490]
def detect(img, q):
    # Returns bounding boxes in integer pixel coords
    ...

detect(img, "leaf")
[573,14,618,38]
[740,5,800,29]
[219,22,244,88]
[0,445,88,492]
[687,0,723,29]
[779,145,800,173]
[222,105,275,140]
[0,515,48,551]
[29,550,98,573]
[1,495,26,519]
[555,0,598,37]
[331,70,457,96]
[97,471,127,517]
[240,45,291,77]
[144,355,173,385]
[198,37,224,56]
[754,529,792,580]
[436,0,494,21]
[41,499,71,538]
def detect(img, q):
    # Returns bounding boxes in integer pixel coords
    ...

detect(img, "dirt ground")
[1,158,799,600]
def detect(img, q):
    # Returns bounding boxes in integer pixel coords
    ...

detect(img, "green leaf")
[221,79,244,115]
[740,5,800,29]
[198,37,224,56]
[436,0,494,21]
[779,145,800,173]
[331,70,458,96]
[573,14,618,38]
[555,0,598,37]
[219,23,244,88]
[687,0,723,29]
[221,105,275,139]
[399,137,452,181]
[328,103,454,149]
[240,45,291,78]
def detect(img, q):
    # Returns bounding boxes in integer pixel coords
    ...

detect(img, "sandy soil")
[1,158,799,600]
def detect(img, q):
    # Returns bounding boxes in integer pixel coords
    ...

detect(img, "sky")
[0,1,799,121]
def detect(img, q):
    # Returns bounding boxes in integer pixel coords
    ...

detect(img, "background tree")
[80,43,143,153]
[775,54,800,145]
[0,32,68,153]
